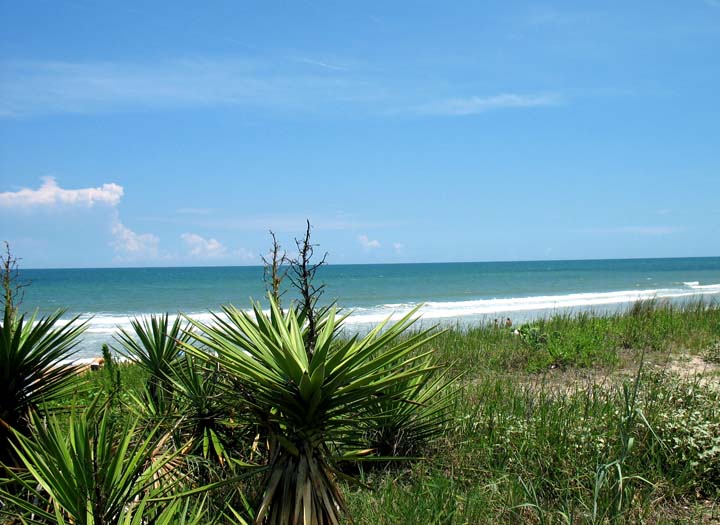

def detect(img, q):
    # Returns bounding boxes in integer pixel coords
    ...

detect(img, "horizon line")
[21,254,720,272]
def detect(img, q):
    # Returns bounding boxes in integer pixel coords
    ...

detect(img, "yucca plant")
[0,403,190,524]
[115,313,190,412]
[168,354,235,466]
[362,361,458,458]
[184,298,447,525]
[0,307,87,465]
[119,496,221,525]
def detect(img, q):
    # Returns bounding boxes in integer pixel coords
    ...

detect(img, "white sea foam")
[342,284,720,325]
[81,312,220,334]
[75,283,720,333]
[62,282,720,358]
[686,282,719,290]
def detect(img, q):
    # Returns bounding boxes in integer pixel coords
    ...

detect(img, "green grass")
[430,299,720,375]
[346,369,720,524]
[3,300,720,524]
[345,300,720,524]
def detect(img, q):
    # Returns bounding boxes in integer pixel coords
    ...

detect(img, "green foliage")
[346,470,495,525]
[703,339,720,364]
[516,313,617,371]
[614,299,720,352]
[114,313,190,411]
[589,365,656,524]
[0,403,191,524]
[645,370,720,494]
[0,308,87,465]
[184,298,446,525]
[348,362,720,524]
[362,362,458,459]
[402,300,720,378]
[429,323,526,374]
[3,299,720,523]
[121,496,227,525]
[168,355,235,466]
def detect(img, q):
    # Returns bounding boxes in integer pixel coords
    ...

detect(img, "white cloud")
[393,242,405,252]
[111,217,160,257]
[0,176,123,208]
[181,232,228,258]
[0,177,161,260]
[180,232,257,262]
[415,93,562,116]
[358,234,381,249]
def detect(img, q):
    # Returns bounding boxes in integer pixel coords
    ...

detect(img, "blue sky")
[0,1,718,268]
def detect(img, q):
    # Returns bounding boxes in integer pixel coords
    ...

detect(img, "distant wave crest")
[66,282,720,358]
[343,283,720,324]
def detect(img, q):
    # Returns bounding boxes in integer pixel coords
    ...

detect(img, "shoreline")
[62,293,720,362]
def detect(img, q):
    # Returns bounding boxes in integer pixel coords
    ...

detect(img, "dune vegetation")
[1,236,719,524]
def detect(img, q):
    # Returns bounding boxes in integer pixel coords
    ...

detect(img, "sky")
[0,1,718,269]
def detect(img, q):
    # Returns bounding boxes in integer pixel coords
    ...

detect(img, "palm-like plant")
[0,308,87,465]
[115,314,190,411]
[121,495,236,525]
[168,355,234,466]
[0,404,188,524]
[362,361,458,458]
[184,298,445,525]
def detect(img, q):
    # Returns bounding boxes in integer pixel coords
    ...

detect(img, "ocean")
[17,257,720,359]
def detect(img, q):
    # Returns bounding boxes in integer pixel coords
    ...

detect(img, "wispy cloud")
[181,232,227,258]
[358,234,381,249]
[294,57,348,71]
[393,242,404,253]
[139,213,399,232]
[620,226,684,235]
[0,59,382,117]
[413,93,562,116]
[1,59,567,119]
[579,226,684,236]
[233,247,258,262]
[524,7,577,27]
[0,176,123,207]
[176,207,214,215]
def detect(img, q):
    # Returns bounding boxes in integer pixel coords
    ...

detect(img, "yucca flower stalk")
[184,298,446,525]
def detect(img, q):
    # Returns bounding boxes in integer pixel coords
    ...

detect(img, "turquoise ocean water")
[18,257,720,359]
